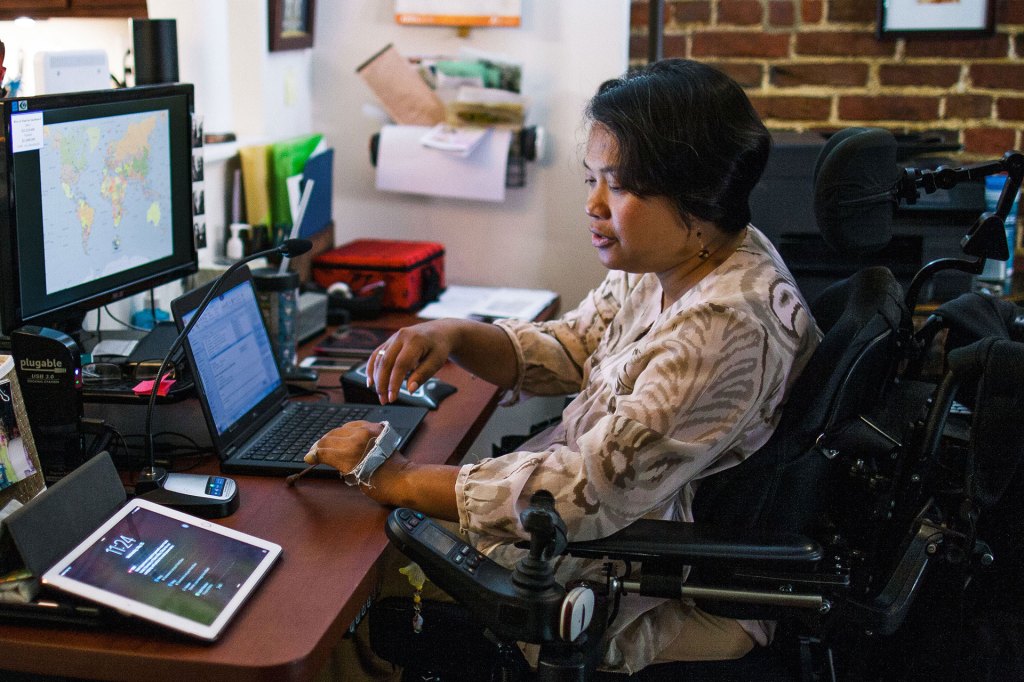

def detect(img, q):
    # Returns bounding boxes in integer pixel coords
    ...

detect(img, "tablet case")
[0,452,125,578]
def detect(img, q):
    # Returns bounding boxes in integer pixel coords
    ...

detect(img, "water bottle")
[252,268,300,374]
[974,174,1019,295]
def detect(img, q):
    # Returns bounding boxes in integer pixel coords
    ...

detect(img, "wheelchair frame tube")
[622,580,828,611]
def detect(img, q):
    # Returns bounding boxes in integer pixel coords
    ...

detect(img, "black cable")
[115,431,131,463]
[83,423,130,469]
[122,430,206,454]
[119,431,213,474]
[167,450,217,474]
[102,305,149,332]
[151,430,203,452]
[286,384,336,401]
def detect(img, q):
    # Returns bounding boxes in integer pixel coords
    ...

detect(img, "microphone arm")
[136,239,313,492]
[895,150,1023,222]
[896,151,1023,311]
[895,158,1007,204]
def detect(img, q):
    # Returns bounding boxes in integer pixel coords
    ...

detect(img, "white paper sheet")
[375,124,510,202]
[418,285,557,321]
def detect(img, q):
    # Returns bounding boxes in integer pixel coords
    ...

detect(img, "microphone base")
[137,472,240,519]
[138,486,240,519]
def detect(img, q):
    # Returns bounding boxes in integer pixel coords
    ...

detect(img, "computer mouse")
[404,376,457,409]
[341,362,457,410]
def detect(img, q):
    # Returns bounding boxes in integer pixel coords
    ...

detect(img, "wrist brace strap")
[342,421,400,487]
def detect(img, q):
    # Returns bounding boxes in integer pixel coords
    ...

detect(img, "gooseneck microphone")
[135,239,313,514]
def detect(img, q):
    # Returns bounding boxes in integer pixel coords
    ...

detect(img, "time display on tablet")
[105,535,136,556]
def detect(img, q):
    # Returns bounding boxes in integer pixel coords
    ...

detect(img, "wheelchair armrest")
[838,518,943,635]
[564,519,823,565]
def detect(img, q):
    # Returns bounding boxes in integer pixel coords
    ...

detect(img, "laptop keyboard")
[240,403,374,462]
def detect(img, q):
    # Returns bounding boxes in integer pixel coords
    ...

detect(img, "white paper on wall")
[375,124,510,202]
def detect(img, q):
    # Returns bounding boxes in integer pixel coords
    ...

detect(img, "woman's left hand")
[304,418,378,466]
[306,421,408,498]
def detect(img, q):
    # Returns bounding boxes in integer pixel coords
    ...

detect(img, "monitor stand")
[125,321,180,364]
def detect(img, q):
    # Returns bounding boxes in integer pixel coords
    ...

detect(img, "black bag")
[369,596,527,681]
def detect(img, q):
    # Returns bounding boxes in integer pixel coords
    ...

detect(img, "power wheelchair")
[375,128,1024,682]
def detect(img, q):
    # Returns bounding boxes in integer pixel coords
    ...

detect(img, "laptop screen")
[180,276,283,436]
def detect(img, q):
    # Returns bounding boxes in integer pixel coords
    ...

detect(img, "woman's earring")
[696,230,710,260]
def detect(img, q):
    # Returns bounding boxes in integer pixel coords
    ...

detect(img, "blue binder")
[299,148,334,238]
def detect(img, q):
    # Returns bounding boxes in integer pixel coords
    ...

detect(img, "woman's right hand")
[366,320,458,404]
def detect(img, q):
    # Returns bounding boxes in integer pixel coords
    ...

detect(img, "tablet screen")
[41,499,281,640]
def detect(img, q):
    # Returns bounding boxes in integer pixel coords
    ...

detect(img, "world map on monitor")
[39,110,174,296]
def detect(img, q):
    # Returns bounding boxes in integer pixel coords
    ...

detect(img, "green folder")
[269,134,323,230]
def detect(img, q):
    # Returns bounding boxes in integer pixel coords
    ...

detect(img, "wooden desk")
[0,346,503,680]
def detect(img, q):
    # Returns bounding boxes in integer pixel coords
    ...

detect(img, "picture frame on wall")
[269,0,316,51]
[877,0,995,38]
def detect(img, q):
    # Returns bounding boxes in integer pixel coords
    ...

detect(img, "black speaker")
[11,326,84,483]
[132,18,179,85]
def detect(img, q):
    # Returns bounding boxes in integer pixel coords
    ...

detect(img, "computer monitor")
[0,84,197,340]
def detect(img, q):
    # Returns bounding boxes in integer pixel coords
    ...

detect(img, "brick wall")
[630,0,1024,159]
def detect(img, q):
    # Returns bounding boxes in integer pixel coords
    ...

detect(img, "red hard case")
[311,239,445,311]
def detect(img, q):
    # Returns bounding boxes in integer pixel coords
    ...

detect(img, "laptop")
[170,266,428,477]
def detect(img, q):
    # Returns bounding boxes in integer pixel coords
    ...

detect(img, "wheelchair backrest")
[693,265,907,539]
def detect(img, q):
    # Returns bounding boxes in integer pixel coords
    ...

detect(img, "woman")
[311,59,820,676]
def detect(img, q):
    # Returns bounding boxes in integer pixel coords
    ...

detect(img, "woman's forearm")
[366,460,461,522]
[445,319,519,389]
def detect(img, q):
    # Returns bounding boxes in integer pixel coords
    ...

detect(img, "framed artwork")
[269,0,316,51]
[877,0,995,38]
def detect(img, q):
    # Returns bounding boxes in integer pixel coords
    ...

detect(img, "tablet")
[41,498,282,641]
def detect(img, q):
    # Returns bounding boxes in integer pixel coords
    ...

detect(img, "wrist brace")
[342,421,400,487]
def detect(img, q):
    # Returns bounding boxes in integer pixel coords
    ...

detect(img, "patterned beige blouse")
[454,226,820,673]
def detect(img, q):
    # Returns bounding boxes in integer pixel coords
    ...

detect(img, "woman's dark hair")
[585,59,771,234]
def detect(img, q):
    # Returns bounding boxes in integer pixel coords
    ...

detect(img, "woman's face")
[583,126,693,275]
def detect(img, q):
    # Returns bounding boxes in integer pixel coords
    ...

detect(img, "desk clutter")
[0,345,505,676]
[0,452,280,639]
[228,135,334,284]
[358,43,541,201]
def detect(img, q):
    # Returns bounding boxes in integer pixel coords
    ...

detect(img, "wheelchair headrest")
[814,127,900,256]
